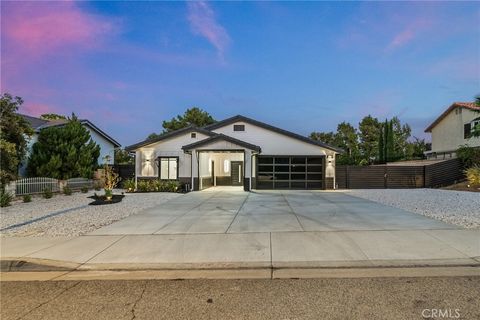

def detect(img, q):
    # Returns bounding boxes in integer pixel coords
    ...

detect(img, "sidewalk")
[2,229,479,275]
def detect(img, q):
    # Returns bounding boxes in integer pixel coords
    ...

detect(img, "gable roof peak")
[425,101,479,132]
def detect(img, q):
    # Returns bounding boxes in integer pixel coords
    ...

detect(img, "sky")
[1,1,479,146]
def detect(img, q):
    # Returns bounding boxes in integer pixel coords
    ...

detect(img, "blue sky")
[2,1,479,146]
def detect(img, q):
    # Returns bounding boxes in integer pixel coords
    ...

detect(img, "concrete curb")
[1,257,479,281]
[1,265,479,281]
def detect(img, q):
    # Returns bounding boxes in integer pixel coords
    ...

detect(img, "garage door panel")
[256,155,324,190]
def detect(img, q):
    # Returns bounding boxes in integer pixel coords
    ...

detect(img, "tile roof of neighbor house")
[19,114,121,147]
[181,133,262,152]
[424,102,480,132]
[204,115,344,153]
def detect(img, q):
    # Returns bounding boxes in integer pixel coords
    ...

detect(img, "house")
[126,115,342,191]
[424,102,480,159]
[19,114,121,175]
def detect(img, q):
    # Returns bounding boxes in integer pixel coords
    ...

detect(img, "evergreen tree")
[0,93,34,185]
[27,115,100,179]
[378,122,385,164]
[163,107,216,132]
[358,115,381,164]
[386,120,395,162]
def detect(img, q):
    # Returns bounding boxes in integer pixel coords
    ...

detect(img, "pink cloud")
[187,1,231,61]
[386,18,433,51]
[2,1,115,58]
[21,102,59,117]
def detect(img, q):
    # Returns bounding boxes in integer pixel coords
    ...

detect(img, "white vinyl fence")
[15,177,60,196]
[66,178,94,190]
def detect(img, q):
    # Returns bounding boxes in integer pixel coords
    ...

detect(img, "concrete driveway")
[91,187,456,235]
[3,187,478,273]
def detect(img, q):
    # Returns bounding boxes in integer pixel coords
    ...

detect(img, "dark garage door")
[256,156,324,189]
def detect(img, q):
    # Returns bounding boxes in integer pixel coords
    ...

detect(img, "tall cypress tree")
[378,121,385,164]
[386,120,395,162]
[26,115,100,179]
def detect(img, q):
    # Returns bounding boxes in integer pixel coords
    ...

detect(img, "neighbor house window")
[471,119,480,136]
[464,123,471,139]
[191,132,196,138]
[159,157,178,180]
[233,124,245,131]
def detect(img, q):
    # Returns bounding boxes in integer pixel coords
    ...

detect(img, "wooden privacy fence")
[15,177,60,196]
[336,158,464,189]
[113,165,135,180]
[66,178,94,190]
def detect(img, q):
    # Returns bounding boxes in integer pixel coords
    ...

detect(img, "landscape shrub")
[93,181,102,191]
[43,188,53,199]
[136,179,180,192]
[23,194,32,203]
[465,165,480,187]
[0,189,13,207]
[457,145,480,168]
[123,178,136,192]
[63,186,72,195]
[81,186,88,193]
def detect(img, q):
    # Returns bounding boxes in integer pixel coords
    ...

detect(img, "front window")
[159,157,178,180]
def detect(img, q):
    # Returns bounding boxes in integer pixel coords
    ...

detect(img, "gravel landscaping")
[0,191,181,237]
[348,189,480,229]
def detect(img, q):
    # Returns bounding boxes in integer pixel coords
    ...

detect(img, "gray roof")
[126,114,343,153]
[204,115,343,153]
[19,114,49,129]
[18,114,120,147]
[125,125,214,151]
[182,133,261,152]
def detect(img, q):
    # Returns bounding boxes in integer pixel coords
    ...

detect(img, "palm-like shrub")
[465,165,480,187]
[103,156,120,200]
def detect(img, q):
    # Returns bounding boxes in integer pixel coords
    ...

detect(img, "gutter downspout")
[134,151,138,191]
[250,150,260,191]
[183,150,193,192]
[196,150,201,191]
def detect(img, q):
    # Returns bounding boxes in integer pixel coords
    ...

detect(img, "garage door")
[256,156,324,189]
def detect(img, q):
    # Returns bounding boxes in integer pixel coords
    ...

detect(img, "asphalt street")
[1,276,479,320]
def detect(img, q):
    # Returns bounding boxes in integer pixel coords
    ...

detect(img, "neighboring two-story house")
[424,102,480,159]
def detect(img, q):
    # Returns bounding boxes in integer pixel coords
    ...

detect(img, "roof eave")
[125,126,214,151]
[204,115,342,153]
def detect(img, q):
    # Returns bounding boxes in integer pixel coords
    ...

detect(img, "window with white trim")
[159,157,178,180]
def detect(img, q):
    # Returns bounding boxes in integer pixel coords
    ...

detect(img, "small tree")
[310,131,337,146]
[40,113,67,120]
[27,114,100,179]
[162,107,216,132]
[0,93,34,186]
[102,155,120,200]
[358,115,381,164]
[114,148,134,165]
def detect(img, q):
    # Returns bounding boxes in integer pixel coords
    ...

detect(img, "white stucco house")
[19,114,121,175]
[126,115,342,191]
[424,102,480,159]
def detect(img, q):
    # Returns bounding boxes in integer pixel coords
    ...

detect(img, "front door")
[230,161,243,186]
